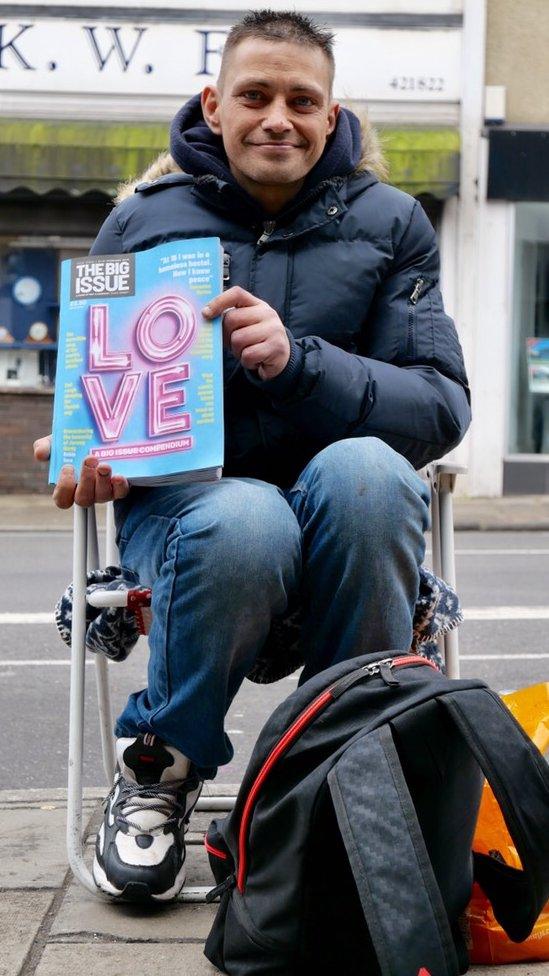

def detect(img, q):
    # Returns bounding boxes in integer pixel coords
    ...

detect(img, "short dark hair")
[218,9,335,91]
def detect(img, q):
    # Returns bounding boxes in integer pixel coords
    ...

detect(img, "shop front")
[487,128,549,493]
[0,2,464,492]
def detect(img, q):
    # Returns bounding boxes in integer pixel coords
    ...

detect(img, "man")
[34,10,470,903]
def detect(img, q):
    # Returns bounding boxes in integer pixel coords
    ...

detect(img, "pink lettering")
[149,364,191,437]
[88,305,131,371]
[135,295,196,363]
[82,372,141,441]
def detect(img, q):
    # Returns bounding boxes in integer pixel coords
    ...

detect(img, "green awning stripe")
[381,128,460,199]
[0,120,460,200]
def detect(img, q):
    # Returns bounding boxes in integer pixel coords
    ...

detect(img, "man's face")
[202,39,339,205]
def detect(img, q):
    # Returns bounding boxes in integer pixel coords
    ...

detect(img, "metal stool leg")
[87,506,116,785]
[428,463,466,680]
[66,504,97,894]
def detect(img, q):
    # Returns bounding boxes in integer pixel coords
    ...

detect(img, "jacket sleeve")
[254,200,471,469]
[88,208,124,255]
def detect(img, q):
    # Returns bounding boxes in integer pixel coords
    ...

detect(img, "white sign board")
[0,20,461,101]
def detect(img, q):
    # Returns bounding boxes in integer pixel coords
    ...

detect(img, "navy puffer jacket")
[91,96,470,488]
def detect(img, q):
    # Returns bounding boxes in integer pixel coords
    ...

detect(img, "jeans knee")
[169,479,301,587]
[300,438,430,529]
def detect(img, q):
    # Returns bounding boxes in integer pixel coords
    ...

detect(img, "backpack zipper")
[206,872,236,903]
[236,653,438,892]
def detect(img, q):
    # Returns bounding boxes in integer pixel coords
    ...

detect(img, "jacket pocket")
[406,275,434,361]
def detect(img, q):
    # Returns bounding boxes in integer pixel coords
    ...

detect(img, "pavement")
[1,491,549,532]
[1,493,548,974]
[0,785,544,976]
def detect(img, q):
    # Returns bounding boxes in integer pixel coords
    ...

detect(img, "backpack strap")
[440,687,549,942]
[328,724,460,976]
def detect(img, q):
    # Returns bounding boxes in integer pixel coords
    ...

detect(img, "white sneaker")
[93,733,202,902]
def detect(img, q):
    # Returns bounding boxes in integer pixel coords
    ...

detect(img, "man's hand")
[33,435,129,509]
[203,287,290,381]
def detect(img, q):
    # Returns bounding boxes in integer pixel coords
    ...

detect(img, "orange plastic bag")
[463,683,549,964]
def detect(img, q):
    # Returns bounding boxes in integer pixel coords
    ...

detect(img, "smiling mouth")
[248,142,305,149]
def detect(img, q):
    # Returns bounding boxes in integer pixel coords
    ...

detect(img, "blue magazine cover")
[49,238,224,486]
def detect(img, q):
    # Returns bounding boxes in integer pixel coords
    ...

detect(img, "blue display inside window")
[0,248,58,346]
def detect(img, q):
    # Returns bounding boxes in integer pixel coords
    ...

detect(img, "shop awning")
[0,120,460,200]
[380,128,460,199]
[0,120,168,197]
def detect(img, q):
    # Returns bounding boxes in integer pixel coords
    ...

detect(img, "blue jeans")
[115,437,430,779]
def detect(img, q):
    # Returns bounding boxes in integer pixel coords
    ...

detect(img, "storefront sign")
[0,20,461,101]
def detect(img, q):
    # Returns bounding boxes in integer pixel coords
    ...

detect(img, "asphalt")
[1,492,548,974]
[1,492,549,532]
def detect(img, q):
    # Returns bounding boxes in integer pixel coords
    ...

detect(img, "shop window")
[0,241,89,387]
[510,204,549,455]
[0,245,58,386]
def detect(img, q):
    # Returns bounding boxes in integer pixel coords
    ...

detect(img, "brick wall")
[0,389,54,493]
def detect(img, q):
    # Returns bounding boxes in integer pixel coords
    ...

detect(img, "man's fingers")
[228,323,270,356]
[51,456,129,509]
[203,286,261,319]
[33,434,52,462]
[95,465,114,503]
[240,340,272,371]
[52,465,77,509]
[222,306,265,339]
[74,456,99,507]
[112,476,130,500]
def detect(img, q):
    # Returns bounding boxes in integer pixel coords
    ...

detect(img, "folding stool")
[66,460,465,898]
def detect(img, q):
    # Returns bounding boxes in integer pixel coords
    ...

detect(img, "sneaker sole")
[92,854,186,904]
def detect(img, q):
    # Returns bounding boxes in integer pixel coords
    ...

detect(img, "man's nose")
[261,99,293,133]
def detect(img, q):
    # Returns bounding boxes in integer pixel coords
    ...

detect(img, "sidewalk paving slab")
[0,803,94,889]
[52,879,217,942]
[34,944,221,976]
[0,891,55,976]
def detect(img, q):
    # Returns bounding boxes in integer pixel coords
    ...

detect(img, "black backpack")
[203,651,549,976]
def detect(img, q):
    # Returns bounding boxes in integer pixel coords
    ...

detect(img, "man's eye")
[294,96,314,108]
[242,91,263,101]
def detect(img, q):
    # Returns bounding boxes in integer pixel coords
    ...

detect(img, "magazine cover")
[49,238,224,486]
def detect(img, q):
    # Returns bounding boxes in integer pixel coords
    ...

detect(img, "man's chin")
[244,165,308,187]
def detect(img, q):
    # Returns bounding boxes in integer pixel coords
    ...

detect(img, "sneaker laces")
[107,777,190,835]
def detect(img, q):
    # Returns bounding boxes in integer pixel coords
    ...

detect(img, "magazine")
[49,238,224,486]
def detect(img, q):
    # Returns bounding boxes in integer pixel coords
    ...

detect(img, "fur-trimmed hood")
[116,100,387,205]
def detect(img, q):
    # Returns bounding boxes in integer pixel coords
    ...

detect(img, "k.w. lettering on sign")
[83,26,147,72]
[0,23,34,69]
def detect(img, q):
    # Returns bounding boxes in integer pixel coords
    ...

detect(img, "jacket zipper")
[257,220,276,246]
[222,251,231,284]
[410,276,425,305]
[407,276,425,358]
[236,653,438,892]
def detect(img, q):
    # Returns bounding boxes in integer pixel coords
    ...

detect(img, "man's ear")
[327,101,340,136]
[201,86,223,135]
